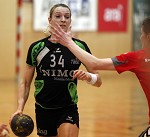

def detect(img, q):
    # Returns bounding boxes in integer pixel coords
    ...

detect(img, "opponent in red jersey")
[50,17,150,136]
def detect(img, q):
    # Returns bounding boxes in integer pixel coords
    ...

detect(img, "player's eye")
[65,16,70,19]
[55,15,61,18]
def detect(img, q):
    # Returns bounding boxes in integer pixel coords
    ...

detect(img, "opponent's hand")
[48,23,73,47]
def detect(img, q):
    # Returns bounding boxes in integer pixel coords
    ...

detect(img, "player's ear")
[48,17,51,23]
[147,34,150,41]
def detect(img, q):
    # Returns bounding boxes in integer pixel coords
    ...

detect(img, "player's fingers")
[72,70,79,80]
[9,111,22,125]
[67,25,72,36]
[75,71,86,80]
[3,125,9,133]
[52,22,66,38]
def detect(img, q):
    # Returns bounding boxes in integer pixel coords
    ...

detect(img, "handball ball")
[10,114,34,136]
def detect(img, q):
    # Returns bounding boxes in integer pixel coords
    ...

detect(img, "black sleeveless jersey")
[26,36,91,109]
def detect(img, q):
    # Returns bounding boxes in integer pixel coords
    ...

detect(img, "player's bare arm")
[10,65,35,124]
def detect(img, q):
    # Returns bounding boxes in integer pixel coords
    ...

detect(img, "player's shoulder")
[121,49,144,60]
[122,49,141,55]
[131,49,144,57]
[30,36,49,47]
[72,37,91,52]
[72,37,86,44]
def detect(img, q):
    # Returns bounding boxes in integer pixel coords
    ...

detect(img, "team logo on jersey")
[66,116,73,122]
[71,58,80,64]
[55,48,61,53]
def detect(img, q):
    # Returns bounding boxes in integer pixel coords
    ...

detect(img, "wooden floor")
[0,72,149,137]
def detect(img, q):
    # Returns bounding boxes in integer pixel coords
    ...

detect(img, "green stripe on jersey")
[31,42,45,66]
[74,40,86,51]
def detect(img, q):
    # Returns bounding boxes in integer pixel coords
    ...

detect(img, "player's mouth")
[60,25,66,31]
[60,24,66,28]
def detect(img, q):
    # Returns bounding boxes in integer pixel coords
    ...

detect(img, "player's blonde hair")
[49,3,71,18]
[44,3,71,36]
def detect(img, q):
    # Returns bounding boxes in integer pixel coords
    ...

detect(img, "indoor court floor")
[0,72,148,137]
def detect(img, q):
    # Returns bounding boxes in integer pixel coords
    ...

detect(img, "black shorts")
[35,104,79,136]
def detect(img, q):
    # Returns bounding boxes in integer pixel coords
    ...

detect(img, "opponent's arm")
[50,24,115,71]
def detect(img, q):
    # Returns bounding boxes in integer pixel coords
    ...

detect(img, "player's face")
[49,6,71,32]
[140,27,150,48]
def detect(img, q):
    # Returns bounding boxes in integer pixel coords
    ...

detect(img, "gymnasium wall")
[0,1,132,80]
[0,0,17,80]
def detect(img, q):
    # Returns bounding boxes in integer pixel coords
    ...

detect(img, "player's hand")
[0,124,9,137]
[73,70,91,82]
[9,110,23,125]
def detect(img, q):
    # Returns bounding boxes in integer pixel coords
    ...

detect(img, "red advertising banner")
[98,0,128,32]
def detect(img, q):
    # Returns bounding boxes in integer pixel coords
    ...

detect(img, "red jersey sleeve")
[112,51,140,74]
